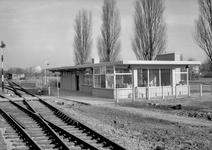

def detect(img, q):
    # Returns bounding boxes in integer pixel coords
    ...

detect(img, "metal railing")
[115,85,206,102]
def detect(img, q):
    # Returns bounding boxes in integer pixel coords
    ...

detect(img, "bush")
[201,72,212,78]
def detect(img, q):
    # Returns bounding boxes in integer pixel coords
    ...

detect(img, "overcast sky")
[0,0,204,70]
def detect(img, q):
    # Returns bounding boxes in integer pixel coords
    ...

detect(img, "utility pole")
[45,61,49,85]
[0,41,6,92]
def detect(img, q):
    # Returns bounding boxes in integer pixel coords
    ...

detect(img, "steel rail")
[7,80,127,150]
[41,115,99,150]
[5,81,102,150]
[6,80,37,113]
[0,106,42,150]
[21,100,100,150]
[0,95,71,150]
[39,100,127,149]
[6,80,35,97]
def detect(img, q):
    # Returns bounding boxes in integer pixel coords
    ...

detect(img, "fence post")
[199,84,202,96]
[175,86,178,99]
[188,85,190,97]
[162,86,164,100]
[132,87,136,102]
[48,86,51,96]
[116,88,119,103]
[147,87,150,100]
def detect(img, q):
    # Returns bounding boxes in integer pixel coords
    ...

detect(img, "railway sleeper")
[5,130,17,133]
[40,144,57,149]
[31,136,48,141]
[36,139,53,145]
[27,129,46,134]
[10,139,24,143]
[12,147,29,150]
[5,135,20,139]
[28,132,48,137]
[12,142,27,147]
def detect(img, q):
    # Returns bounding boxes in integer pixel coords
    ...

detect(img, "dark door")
[76,75,79,91]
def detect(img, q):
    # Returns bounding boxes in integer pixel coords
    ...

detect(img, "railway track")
[0,80,127,150]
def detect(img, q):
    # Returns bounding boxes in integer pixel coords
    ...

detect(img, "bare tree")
[132,0,166,60]
[202,58,212,72]
[73,9,92,65]
[194,0,212,65]
[97,0,121,62]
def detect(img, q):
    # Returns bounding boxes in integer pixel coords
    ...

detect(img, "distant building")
[6,73,12,80]
[12,74,25,80]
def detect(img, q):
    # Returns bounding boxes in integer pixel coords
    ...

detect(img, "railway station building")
[48,53,201,99]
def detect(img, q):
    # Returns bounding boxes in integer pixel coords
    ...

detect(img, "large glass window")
[115,67,131,73]
[161,69,171,86]
[94,66,114,88]
[116,75,132,88]
[176,73,187,85]
[106,75,114,88]
[94,68,100,74]
[94,75,101,88]
[106,66,114,74]
[101,74,106,88]
[83,74,92,85]
[101,66,106,74]
[83,68,93,86]
[149,69,159,87]
[175,67,188,85]
[137,69,147,87]
[115,67,132,88]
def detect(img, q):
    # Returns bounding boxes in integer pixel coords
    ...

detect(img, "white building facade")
[48,53,201,99]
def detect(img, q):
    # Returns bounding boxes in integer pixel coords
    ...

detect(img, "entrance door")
[76,75,79,91]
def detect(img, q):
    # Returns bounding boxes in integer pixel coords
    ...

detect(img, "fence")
[35,77,59,88]
[115,84,212,102]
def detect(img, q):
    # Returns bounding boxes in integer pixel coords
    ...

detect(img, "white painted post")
[186,68,189,86]
[162,86,164,100]
[147,87,150,100]
[159,68,161,86]
[175,86,178,99]
[132,87,136,101]
[199,84,202,96]
[48,86,51,96]
[116,88,119,103]
[188,85,190,97]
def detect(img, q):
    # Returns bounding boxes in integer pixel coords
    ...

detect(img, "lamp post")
[45,61,49,85]
[0,41,6,92]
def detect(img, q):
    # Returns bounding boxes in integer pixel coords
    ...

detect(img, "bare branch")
[97,0,121,62]
[73,9,93,65]
[132,0,166,60]
[194,0,212,64]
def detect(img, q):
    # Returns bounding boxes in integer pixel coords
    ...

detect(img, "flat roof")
[47,60,201,72]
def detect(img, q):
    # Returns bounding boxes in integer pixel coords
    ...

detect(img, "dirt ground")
[48,93,212,150]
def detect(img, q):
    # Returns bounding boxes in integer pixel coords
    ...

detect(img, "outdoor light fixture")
[185,65,189,69]
[45,61,49,85]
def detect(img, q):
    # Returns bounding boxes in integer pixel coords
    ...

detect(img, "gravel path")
[105,104,212,127]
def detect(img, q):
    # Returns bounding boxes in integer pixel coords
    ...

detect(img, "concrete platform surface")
[50,89,116,105]
[0,89,117,105]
